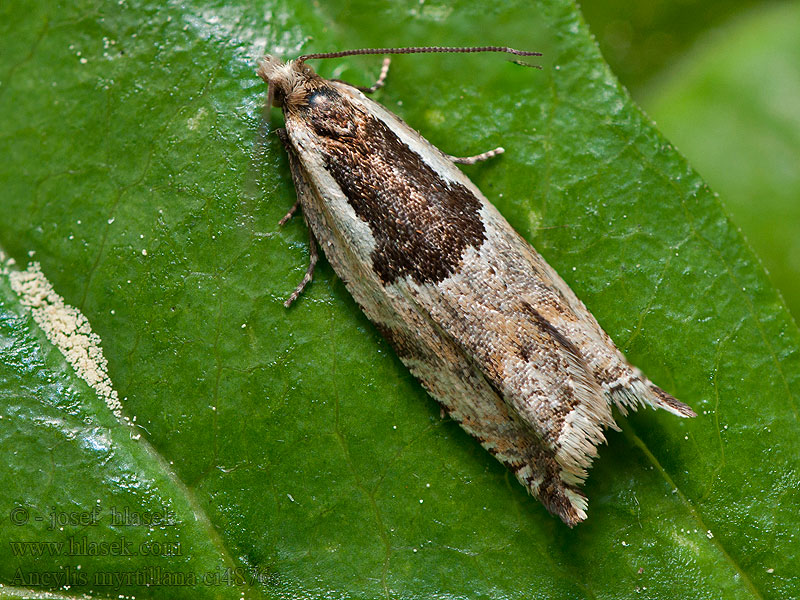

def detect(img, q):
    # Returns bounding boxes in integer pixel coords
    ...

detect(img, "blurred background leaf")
[642,3,800,321]
[582,0,800,321]
[580,0,762,92]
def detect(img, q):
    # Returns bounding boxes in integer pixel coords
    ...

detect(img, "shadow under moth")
[257,46,695,526]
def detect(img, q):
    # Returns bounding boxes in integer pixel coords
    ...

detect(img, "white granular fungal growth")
[5,259,128,424]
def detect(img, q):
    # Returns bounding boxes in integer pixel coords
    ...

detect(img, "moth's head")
[256,55,318,110]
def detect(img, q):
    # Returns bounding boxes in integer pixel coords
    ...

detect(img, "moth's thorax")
[256,56,322,111]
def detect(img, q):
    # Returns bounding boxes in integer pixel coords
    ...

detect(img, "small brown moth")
[257,46,695,526]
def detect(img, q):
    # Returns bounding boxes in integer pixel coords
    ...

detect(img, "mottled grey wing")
[276,78,692,526]
[278,122,594,525]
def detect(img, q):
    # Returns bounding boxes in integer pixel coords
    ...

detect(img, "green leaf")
[640,2,800,322]
[0,1,798,599]
[578,0,764,91]
[0,268,244,598]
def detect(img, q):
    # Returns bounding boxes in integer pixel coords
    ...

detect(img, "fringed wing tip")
[561,489,588,527]
[541,382,694,526]
[650,384,696,418]
[523,474,589,527]
[548,487,588,527]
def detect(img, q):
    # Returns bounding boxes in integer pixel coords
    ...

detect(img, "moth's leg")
[278,127,321,307]
[284,225,319,308]
[358,57,391,94]
[332,57,391,94]
[279,201,300,226]
[275,128,301,226]
[446,146,505,164]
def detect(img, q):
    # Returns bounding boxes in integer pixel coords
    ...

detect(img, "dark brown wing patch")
[295,83,486,285]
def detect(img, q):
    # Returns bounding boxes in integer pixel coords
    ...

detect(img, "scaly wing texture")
[402,205,695,499]
[279,77,693,525]
[281,130,591,524]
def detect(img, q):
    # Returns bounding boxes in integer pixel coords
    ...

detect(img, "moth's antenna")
[298,46,542,67]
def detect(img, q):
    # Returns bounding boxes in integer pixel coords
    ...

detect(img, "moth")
[257,46,695,526]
